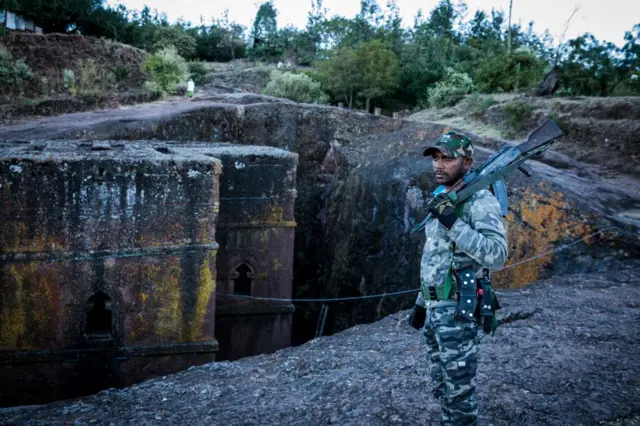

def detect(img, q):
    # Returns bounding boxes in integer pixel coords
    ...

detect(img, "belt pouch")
[454,266,478,321]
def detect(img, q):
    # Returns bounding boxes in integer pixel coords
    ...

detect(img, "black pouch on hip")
[478,268,501,334]
[453,266,478,322]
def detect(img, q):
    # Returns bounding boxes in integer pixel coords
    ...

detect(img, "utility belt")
[424,266,501,335]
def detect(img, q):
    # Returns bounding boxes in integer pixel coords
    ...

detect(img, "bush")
[111,66,131,88]
[143,46,189,95]
[187,61,209,86]
[77,59,113,94]
[464,93,496,114]
[262,70,329,104]
[426,68,475,108]
[62,68,76,95]
[0,47,34,94]
[502,101,533,133]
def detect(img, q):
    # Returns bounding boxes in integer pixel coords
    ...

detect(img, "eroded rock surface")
[1,262,638,425]
[1,95,638,344]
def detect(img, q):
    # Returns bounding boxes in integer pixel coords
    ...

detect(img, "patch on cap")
[423,130,474,158]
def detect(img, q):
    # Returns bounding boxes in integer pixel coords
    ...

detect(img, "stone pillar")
[0,141,221,407]
[338,102,344,108]
[374,107,382,116]
[165,144,298,361]
[393,112,400,119]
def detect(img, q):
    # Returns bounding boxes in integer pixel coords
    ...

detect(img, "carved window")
[86,291,113,339]
[232,263,253,296]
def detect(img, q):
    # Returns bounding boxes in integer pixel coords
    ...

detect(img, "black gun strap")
[480,278,494,334]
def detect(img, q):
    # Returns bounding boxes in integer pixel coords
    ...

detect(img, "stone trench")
[0,94,639,422]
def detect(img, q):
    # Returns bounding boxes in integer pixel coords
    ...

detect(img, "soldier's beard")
[435,165,466,187]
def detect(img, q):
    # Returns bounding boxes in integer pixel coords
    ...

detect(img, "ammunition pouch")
[452,267,501,334]
[453,266,478,322]
[408,304,427,330]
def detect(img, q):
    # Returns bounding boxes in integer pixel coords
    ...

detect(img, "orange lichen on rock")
[0,262,62,350]
[494,184,593,288]
[189,255,216,342]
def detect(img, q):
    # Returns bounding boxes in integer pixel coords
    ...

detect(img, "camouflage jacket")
[417,189,508,306]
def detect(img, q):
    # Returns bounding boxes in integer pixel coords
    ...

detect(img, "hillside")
[0,32,156,121]
[408,94,640,177]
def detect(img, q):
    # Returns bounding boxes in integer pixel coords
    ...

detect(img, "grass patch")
[187,61,210,86]
[502,100,533,133]
[465,93,497,114]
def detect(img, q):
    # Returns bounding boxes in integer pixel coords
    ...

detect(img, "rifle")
[411,118,563,234]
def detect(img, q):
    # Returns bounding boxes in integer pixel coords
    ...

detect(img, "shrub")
[262,70,329,104]
[0,47,34,94]
[143,46,189,95]
[427,68,474,108]
[187,61,209,86]
[77,59,111,94]
[62,68,76,95]
[111,66,131,88]
[502,101,533,133]
[464,93,496,114]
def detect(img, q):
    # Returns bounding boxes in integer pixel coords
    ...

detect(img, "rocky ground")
[1,261,639,425]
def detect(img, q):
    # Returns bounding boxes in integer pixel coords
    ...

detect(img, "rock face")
[1,262,638,425]
[0,95,638,349]
[531,67,561,96]
[0,141,221,407]
[0,140,302,404]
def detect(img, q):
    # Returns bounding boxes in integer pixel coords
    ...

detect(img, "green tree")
[315,46,362,107]
[474,48,544,92]
[559,33,619,96]
[305,0,327,60]
[315,40,399,111]
[249,1,280,60]
[322,16,356,50]
[216,11,247,60]
[356,39,401,111]
[424,0,458,40]
[382,0,404,54]
[619,23,640,88]
[152,26,197,59]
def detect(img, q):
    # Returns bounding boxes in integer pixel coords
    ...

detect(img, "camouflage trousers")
[424,305,479,426]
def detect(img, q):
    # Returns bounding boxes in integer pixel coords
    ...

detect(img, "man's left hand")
[429,194,458,230]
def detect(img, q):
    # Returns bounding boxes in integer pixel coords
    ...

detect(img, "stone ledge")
[0,340,219,364]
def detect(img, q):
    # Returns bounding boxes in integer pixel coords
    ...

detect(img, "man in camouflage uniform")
[411,131,508,426]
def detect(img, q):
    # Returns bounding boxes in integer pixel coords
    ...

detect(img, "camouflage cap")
[423,130,474,158]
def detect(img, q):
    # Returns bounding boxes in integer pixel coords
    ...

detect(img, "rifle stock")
[516,119,563,154]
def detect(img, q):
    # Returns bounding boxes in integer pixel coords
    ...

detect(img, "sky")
[108,0,639,47]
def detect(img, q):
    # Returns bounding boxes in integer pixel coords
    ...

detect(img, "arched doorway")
[231,263,254,296]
